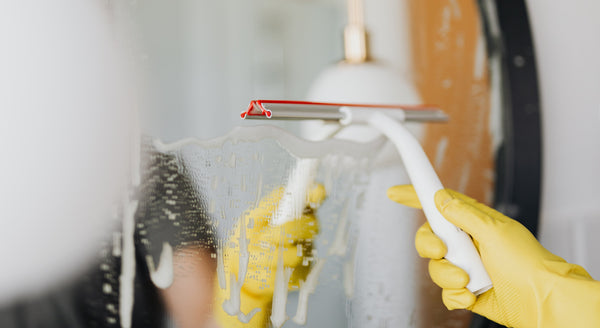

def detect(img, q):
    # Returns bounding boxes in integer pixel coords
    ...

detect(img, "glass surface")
[123,1,499,326]
[156,126,383,327]
[0,1,498,327]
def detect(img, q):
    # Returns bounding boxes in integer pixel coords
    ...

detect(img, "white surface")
[270,251,293,328]
[120,200,138,328]
[526,1,600,278]
[292,259,326,325]
[222,213,255,321]
[272,159,319,226]
[0,0,133,304]
[146,242,174,289]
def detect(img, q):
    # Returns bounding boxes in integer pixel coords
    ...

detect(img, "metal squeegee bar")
[240,100,448,123]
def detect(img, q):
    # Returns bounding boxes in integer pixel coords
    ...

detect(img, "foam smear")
[145,242,174,289]
[292,259,326,325]
[328,201,350,256]
[119,199,138,328]
[237,308,262,324]
[216,243,226,290]
[221,216,260,322]
[270,249,293,328]
[272,159,319,226]
[237,217,250,286]
[344,244,357,298]
[222,273,241,316]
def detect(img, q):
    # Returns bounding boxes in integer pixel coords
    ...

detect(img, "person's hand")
[387,185,600,328]
[214,185,325,327]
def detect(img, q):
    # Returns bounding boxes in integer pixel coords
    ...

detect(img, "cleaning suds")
[292,259,326,325]
[237,215,250,285]
[146,242,174,289]
[328,202,350,256]
[216,244,226,290]
[112,232,122,257]
[222,273,241,316]
[270,249,293,328]
[227,153,236,168]
[272,159,318,225]
[237,308,261,324]
[344,244,357,298]
[119,199,138,328]
[241,175,247,192]
[221,216,258,321]
[103,283,112,294]
[222,273,260,322]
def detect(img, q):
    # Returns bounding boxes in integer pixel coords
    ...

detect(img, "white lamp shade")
[305,61,422,142]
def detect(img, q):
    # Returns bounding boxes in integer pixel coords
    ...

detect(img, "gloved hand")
[214,185,326,328]
[387,185,600,328]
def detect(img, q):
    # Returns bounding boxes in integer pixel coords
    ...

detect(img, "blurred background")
[131,0,346,141]
[129,2,600,324]
[1,0,599,327]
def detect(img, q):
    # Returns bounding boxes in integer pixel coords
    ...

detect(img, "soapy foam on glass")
[139,125,385,326]
[146,242,174,289]
[271,249,293,328]
[292,259,326,325]
[119,199,137,328]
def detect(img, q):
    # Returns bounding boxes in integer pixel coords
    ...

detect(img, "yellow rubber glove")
[387,185,600,328]
[214,185,326,328]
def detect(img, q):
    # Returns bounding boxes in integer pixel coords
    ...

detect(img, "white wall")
[133,0,345,142]
[526,1,600,278]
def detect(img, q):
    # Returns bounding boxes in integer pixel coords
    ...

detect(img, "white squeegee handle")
[357,110,492,295]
